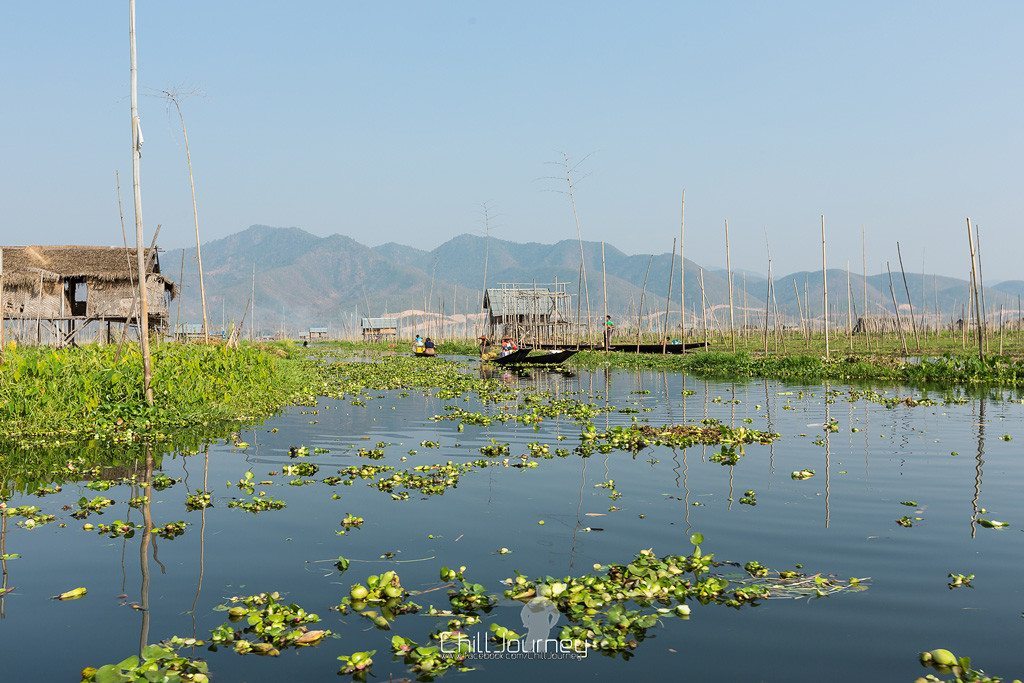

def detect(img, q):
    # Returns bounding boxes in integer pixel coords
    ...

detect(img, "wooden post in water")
[698,267,709,348]
[175,250,185,338]
[679,190,686,347]
[129,0,153,404]
[637,255,653,352]
[896,242,920,352]
[763,230,773,354]
[164,92,210,343]
[662,237,676,353]
[999,304,1004,355]
[793,280,806,345]
[966,218,984,361]
[725,220,736,352]
[975,226,988,355]
[601,241,608,351]
[846,261,853,352]
[887,261,909,355]
[821,215,829,359]
[861,226,868,351]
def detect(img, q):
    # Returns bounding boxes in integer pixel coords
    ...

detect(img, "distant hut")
[308,326,329,340]
[361,317,399,342]
[483,284,571,345]
[0,245,175,345]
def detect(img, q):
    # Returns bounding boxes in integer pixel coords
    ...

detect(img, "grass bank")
[0,341,312,445]
[569,349,1024,386]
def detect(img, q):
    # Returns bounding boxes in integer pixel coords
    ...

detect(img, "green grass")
[0,340,310,445]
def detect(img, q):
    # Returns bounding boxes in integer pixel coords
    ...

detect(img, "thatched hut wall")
[0,245,175,324]
[2,280,64,319]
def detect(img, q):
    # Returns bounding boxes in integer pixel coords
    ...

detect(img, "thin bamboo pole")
[966,218,984,360]
[129,0,153,404]
[821,215,829,359]
[846,261,853,352]
[662,237,676,353]
[887,261,909,355]
[601,241,608,350]
[166,94,210,342]
[698,267,709,347]
[565,154,593,345]
[896,241,920,351]
[975,226,988,354]
[724,220,736,352]
[636,255,653,352]
[861,226,868,351]
[679,190,686,346]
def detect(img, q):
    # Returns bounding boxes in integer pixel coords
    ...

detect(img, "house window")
[73,281,88,303]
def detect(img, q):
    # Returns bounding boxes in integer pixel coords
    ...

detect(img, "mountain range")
[162,225,1021,335]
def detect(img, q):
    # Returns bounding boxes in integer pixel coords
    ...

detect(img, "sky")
[1,2,1022,280]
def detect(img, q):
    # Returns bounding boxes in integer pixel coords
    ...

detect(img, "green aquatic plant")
[337,650,375,679]
[227,495,286,513]
[210,591,328,656]
[81,642,209,683]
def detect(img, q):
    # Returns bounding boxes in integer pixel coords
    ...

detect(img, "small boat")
[490,348,577,366]
[412,346,437,358]
[490,348,531,366]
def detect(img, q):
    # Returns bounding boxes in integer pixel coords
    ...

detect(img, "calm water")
[1,362,1022,681]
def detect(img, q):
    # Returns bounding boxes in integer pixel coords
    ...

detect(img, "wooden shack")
[308,326,329,340]
[361,317,399,341]
[0,245,176,345]
[483,283,572,345]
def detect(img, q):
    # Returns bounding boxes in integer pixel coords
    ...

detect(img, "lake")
[1,359,1021,681]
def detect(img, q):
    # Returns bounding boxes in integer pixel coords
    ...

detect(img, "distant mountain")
[163,225,1019,335]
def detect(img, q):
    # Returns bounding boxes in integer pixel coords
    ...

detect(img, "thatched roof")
[1,245,173,291]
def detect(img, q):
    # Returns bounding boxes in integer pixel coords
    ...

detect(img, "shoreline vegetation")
[0,334,1022,451]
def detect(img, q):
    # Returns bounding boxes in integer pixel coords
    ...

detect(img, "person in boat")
[603,315,615,349]
[500,337,514,357]
[424,337,436,356]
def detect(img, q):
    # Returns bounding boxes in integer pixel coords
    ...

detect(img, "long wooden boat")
[489,348,577,366]
[530,341,709,355]
[489,348,531,366]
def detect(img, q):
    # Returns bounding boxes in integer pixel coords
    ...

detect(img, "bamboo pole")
[999,304,1004,355]
[725,220,736,352]
[601,241,608,351]
[846,260,853,352]
[662,237,676,353]
[887,261,909,355]
[175,250,185,338]
[698,267,709,347]
[565,154,593,345]
[861,226,868,351]
[165,93,210,342]
[637,254,653,352]
[742,273,749,340]
[763,230,773,354]
[896,241,920,351]
[129,0,153,404]
[793,279,806,344]
[975,226,988,354]
[679,190,686,346]
[821,215,829,359]
[966,218,984,360]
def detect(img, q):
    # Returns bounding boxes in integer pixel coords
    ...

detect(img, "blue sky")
[2,2,1021,279]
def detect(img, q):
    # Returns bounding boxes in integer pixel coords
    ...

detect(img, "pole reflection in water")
[190,447,209,640]
[1,500,9,620]
[824,381,831,529]
[139,449,154,655]
[971,397,986,539]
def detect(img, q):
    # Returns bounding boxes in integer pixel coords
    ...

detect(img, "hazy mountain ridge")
[163,225,1019,334]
